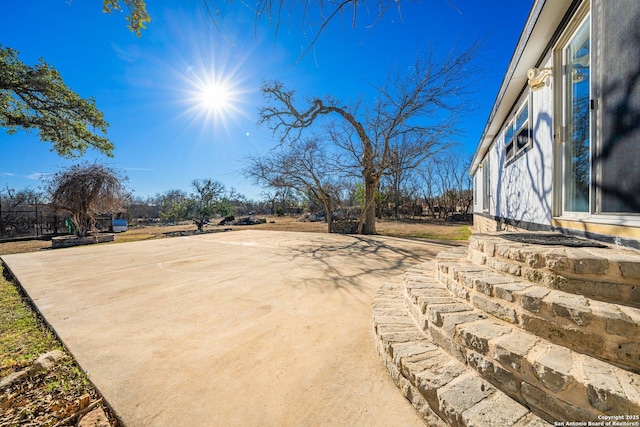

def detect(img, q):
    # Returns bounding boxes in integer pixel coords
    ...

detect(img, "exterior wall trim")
[474,212,554,232]
[473,212,640,250]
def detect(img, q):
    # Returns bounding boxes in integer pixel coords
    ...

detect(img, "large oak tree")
[0,46,113,158]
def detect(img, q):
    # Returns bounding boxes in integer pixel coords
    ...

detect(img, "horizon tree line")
[0,148,473,239]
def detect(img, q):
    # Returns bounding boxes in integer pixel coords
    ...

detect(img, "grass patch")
[408,225,472,241]
[107,230,160,244]
[378,224,472,241]
[0,264,61,378]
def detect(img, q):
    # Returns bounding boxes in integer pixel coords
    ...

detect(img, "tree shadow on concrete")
[285,235,458,296]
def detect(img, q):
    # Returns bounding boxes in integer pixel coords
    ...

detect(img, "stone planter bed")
[51,234,115,249]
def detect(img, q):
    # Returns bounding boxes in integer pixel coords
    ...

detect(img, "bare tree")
[416,157,438,219]
[48,163,127,237]
[103,0,448,59]
[226,188,250,216]
[454,157,474,216]
[0,187,45,238]
[244,137,341,232]
[259,46,476,234]
[380,144,426,219]
[416,150,473,220]
[190,178,228,231]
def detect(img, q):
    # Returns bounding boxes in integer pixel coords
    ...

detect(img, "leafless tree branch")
[258,44,477,233]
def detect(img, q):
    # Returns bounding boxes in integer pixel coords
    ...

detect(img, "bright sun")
[185,72,245,128]
[157,23,255,134]
[199,83,232,111]
[177,55,248,130]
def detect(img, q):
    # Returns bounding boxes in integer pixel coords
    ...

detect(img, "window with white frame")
[503,98,532,164]
[482,156,490,212]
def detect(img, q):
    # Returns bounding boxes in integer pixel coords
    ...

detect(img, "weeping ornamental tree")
[48,164,127,237]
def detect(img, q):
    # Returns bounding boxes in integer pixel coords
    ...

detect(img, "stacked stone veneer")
[373,233,640,426]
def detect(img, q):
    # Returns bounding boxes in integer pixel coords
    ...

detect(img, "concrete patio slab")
[2,230,461,426]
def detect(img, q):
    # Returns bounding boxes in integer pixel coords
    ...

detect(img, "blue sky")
[1,1,533,200]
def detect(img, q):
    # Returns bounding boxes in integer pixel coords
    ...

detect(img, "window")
[594,2,640,214]
[516,104,530,151]
[562,16,590,213]
[504,98,532,164]
[504,121,515,160]
[482,156,490,212]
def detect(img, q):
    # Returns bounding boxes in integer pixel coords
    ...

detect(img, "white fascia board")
[469,0,575,175]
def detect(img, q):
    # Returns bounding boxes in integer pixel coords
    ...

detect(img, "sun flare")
[163,29,253,136]
[199,83,232,111]
[179,63,247,130]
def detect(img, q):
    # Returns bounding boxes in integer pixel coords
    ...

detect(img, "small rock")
[78,407,110,427]
[30,349,65,374]
[218,215,235,225]
[233,216,267,225]
[0,368,29,389]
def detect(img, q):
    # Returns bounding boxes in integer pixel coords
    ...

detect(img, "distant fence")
[0,204,63,240]
[0,203,112,241]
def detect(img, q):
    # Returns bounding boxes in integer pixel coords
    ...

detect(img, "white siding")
[474,56,555,227]
[473,167,483,213]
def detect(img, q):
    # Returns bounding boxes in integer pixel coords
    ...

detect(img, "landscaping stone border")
[51,234,115,249]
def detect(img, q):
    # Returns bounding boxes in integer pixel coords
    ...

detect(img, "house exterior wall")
[473,0,640,248]
[473,56,554,230]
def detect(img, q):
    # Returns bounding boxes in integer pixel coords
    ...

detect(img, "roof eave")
[469,0,576,175]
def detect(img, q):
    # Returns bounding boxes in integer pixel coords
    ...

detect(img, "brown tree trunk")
[324,197,333,233]
[360,175,377,234]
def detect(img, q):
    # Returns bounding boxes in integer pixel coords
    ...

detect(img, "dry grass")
[0,239,51,256]
[1,216,471,256]
[0,265,61,377]
[377,219,472,240]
